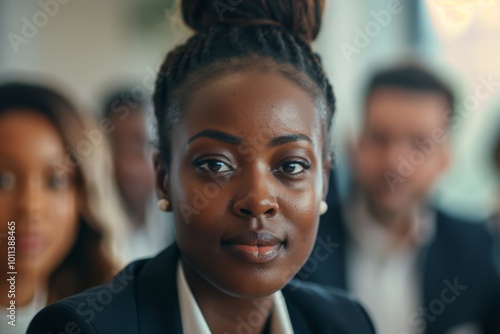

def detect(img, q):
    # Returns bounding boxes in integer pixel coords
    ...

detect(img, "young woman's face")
[162,70,328,298]
[0,110,80,278]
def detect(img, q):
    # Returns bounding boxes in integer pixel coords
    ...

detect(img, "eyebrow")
[268,134,313,147]
[188,129,242,145]
[188,129,313,147]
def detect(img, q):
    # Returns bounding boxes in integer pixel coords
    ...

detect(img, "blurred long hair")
[0,81,127,303]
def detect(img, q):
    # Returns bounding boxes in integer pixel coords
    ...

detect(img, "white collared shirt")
[0,288,47,334]
[177,261,295,334]
[345,197,435,334]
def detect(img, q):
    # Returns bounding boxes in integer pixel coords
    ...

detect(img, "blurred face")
[354,88,450,220]
[157,70,328,298]
[109,109,155,221]
[0,110,80,279]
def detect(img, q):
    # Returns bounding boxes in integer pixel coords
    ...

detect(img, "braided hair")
[153,0,335,165]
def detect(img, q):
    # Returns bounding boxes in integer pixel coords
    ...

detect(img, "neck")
[128,205,147,229]
[0,268,47,307]
[182,259,273,334]
[365,201,417,245]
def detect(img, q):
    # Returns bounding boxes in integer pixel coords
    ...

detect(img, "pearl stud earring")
[157,199,170,212]
[319,200,328,215]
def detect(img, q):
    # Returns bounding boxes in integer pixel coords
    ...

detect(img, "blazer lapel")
[136,243,183,334]
[285,298,312,334]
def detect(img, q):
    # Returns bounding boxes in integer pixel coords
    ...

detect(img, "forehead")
[0,110,67,165]
[365,88,449,133]
[175,70,322,143]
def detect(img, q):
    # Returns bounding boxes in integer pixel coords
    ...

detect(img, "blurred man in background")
[102,89,174,262]
[300,65,500,334]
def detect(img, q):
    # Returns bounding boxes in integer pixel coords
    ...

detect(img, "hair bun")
[182,0,325,43]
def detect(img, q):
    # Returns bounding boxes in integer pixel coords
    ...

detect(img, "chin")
[212,267,290,299]
[368,197,404,219]
[14,260,43,276]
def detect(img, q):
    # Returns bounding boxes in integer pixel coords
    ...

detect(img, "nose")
[233,196,279,219]
[16,178,44,220]
[384,140,411,171]
[232,169,279,219]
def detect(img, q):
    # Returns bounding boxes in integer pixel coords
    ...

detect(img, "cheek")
[0,188,26,222]
[170,169,228,242]
[410,156,443,185]
[49,196,80,235]
[280,187,320,254]
[0,194,14,227]
[284,189,317,223]
[0,198,12,257]
[357,148,381,171]
[41,191,80,270]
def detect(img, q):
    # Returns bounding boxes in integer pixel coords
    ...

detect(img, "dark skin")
[154,70,329,333]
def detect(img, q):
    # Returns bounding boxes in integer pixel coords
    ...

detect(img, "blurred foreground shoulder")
[27,259,145,334]
[283,279,376,333]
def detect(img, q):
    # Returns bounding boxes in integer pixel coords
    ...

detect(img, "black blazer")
[28,243,375,334]
[298,197,500,334]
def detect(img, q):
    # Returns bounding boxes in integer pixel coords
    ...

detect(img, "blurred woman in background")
[0,82,126,333]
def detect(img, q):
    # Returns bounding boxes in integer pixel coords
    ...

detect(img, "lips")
[222,231,284,264]
[16,233,45,255]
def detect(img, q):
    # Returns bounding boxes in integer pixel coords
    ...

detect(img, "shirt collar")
[176,260,294,334]
[345,196,436,256]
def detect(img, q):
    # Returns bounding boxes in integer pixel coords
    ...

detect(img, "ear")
[153,151,171,208]
[439,143,452,172]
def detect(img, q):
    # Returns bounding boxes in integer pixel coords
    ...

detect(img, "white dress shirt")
[0,289,47,334]
[345,197,435,334]
[177,261,295,334]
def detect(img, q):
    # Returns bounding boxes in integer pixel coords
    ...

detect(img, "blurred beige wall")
[0,0,189,110]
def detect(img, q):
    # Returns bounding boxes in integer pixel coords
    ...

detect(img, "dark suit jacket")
[298,195,500,334]
[28,243,375,334]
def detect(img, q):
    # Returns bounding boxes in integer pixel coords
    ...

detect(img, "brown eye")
[195,159,233,173]
[369,131,388,147]
[276,161,309,175]
[47,173,69,190]
[0,171,16,191]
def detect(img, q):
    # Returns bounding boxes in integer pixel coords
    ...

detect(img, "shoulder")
[283,279,375,333]
[434,209,495,250]
[431,209,500,291]
[27,259,148,334]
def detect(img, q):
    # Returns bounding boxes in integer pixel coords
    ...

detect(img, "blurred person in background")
[490,128,500,238]
[0,82,126,333]
[299,64,500,334]
[101,89,174,262]
[488,126,500,274]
